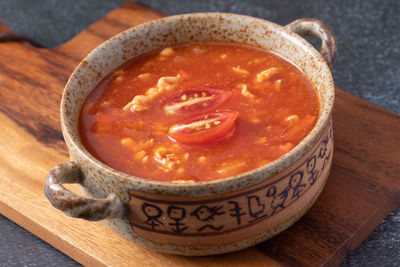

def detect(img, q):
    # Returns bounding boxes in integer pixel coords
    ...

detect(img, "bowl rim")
[61,12,334,196]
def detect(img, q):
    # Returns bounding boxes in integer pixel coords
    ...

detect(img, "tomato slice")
[168,110,239,145]
[163,86,232,116]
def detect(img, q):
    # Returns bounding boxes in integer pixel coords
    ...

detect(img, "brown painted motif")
[128,122,333,242]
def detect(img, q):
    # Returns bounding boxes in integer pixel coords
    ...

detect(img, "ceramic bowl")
[44,13,336,256]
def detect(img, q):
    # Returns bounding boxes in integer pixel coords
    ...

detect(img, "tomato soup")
[78,42,319,182]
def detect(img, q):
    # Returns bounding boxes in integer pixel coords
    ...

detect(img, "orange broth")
[78,42,319,182]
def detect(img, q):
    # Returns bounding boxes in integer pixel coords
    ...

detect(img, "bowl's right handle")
[44,162,124,221]
[285,18,337,67]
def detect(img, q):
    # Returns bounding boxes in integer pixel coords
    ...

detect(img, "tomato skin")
[163,86,232,116]
[168,110,239,146]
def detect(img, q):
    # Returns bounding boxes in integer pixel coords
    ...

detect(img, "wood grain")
[0,20,44,47]
[0,2,399,266]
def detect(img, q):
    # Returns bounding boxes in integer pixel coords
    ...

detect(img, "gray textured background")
[0,0,399,266]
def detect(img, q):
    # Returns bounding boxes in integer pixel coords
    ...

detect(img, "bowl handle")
[44,162,124,221]
[285,18,337,67]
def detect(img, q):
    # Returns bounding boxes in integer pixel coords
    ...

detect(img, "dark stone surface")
[0,0,398,266]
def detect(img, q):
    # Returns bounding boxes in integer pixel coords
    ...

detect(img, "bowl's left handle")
[44,162,124,221]
[285,18,337,67]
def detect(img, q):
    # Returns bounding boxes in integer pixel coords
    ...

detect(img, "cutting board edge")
[323,190,400,267]
[0,200,107,267]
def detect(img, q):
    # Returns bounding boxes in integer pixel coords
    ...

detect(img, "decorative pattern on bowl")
[129,122,333,241]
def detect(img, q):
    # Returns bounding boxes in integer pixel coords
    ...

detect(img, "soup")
[78,42,319,182]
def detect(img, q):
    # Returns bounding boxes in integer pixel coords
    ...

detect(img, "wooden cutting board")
[0,3,399,267]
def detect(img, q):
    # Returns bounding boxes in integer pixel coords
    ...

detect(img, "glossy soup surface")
[79,42,319,182]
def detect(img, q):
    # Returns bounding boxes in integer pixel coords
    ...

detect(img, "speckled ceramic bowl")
[44,13,336,256]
